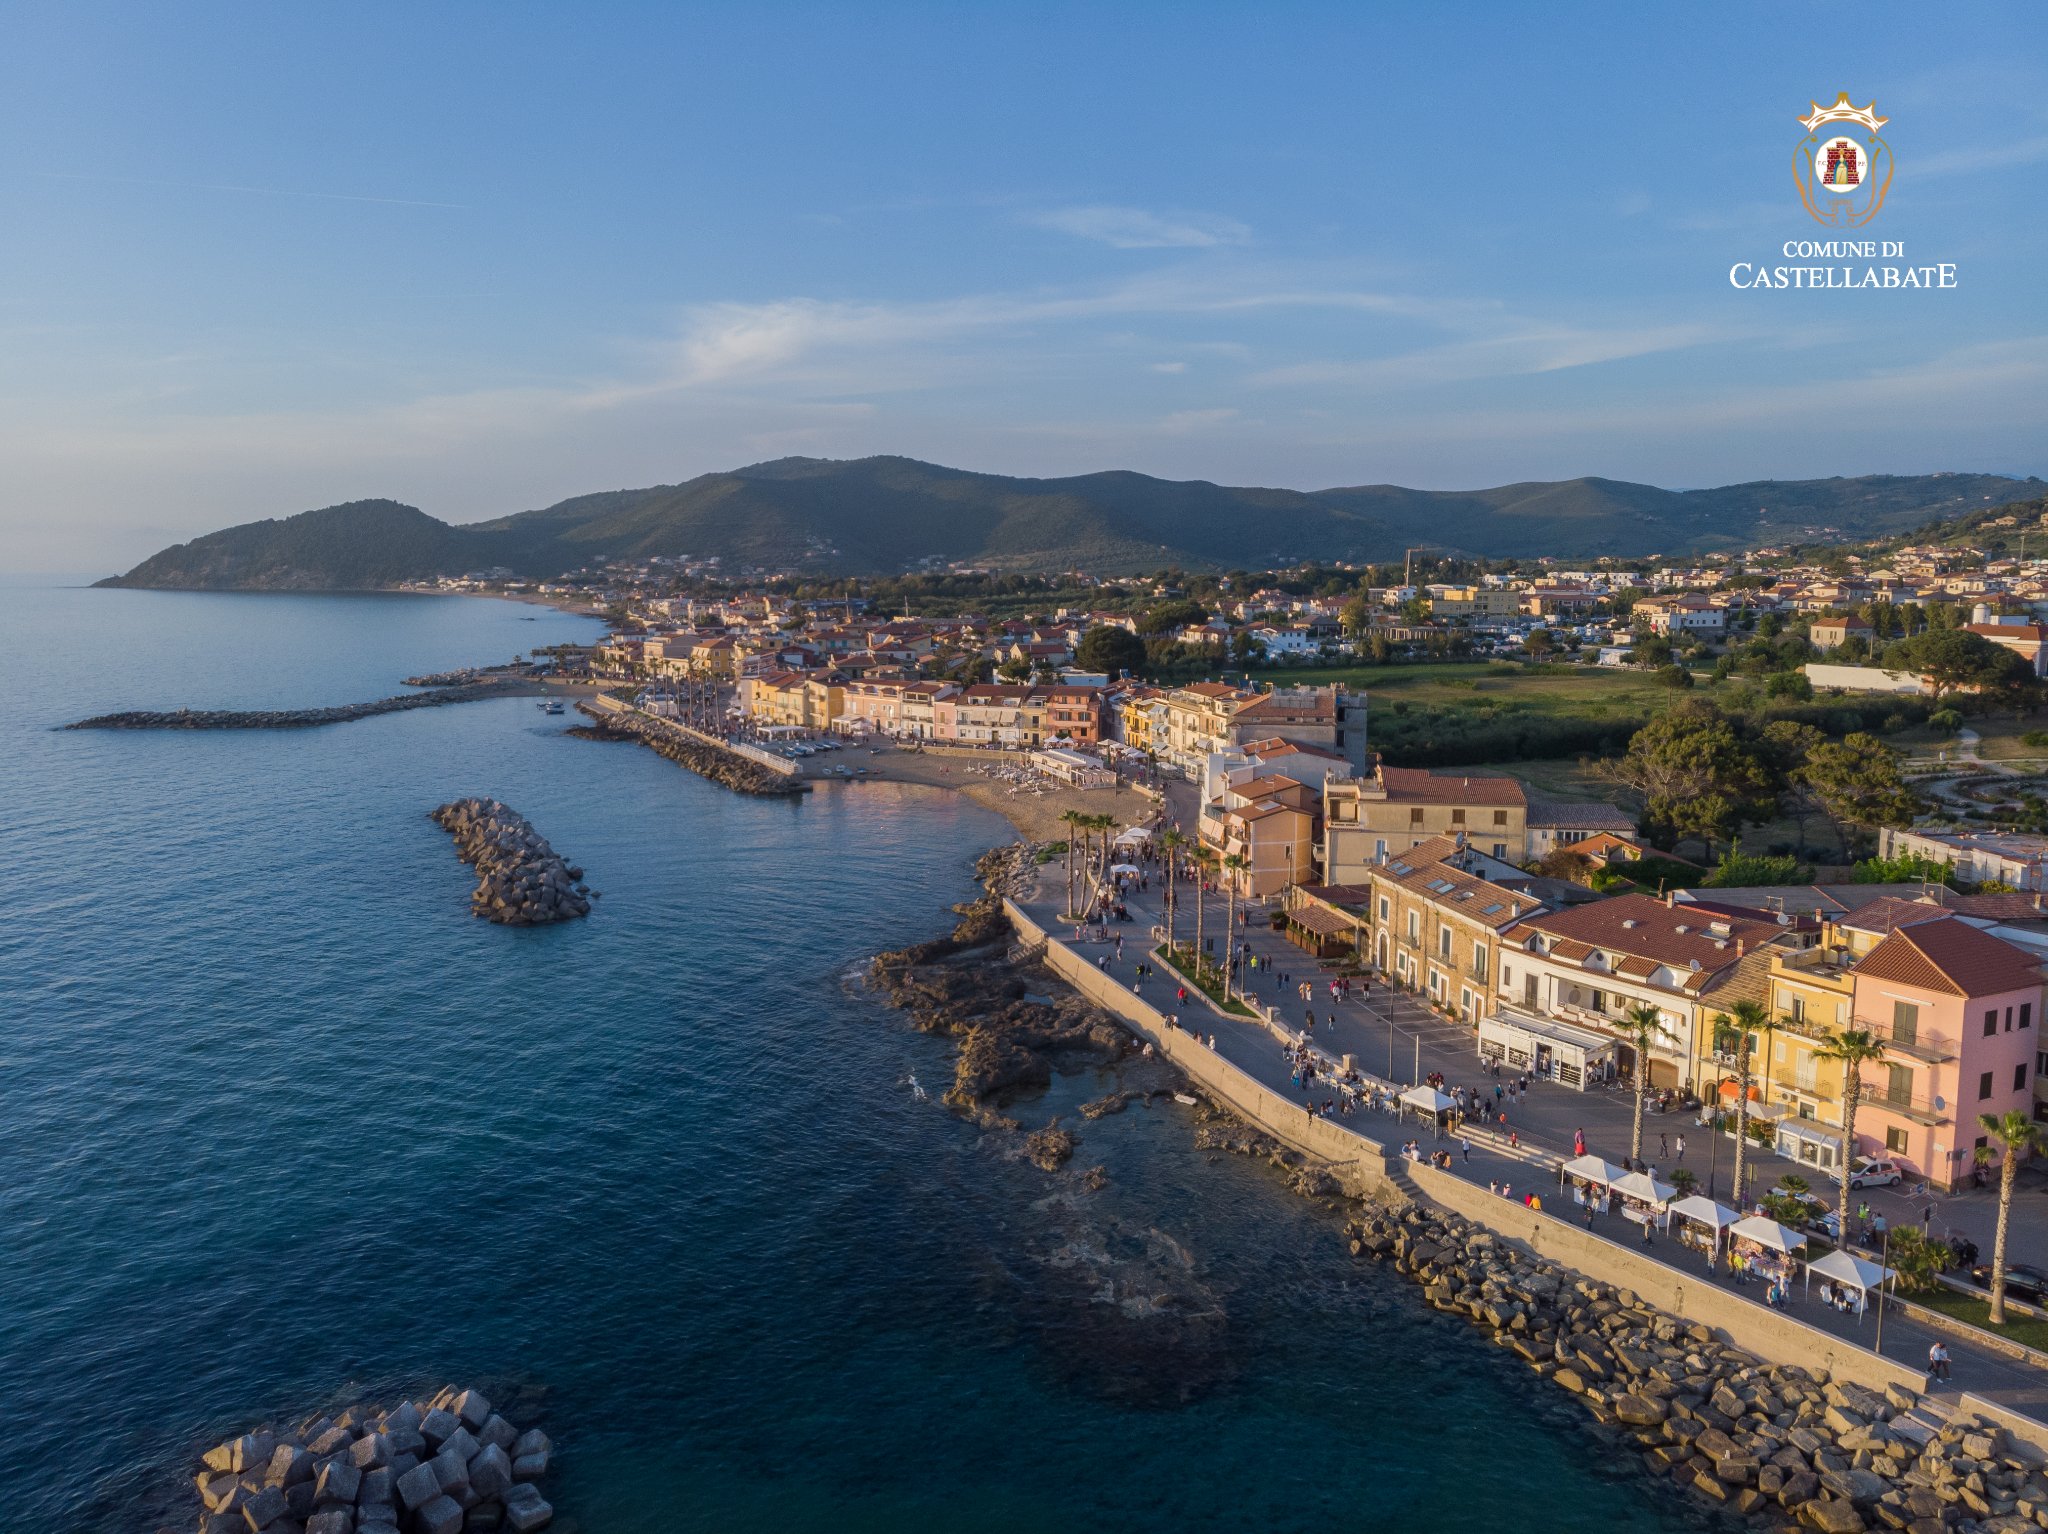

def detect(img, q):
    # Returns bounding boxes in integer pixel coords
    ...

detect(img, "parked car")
[1848,1156,1905,1189]
[1969,1263,2048,1307]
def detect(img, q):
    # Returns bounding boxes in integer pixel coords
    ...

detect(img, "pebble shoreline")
[430,800,592,925]
[175,1384,552,1534]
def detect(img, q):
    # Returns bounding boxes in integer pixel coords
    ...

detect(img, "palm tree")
[1221,853,1248,1000]
[1814,1028,1889,1240]
[1159,828,1188,952]
[1058,810,1083,917]
[1617,1004,1664,1164]
[1724,999,1769,1204]
[1191,846,1216,984]
[1976,1110,2044,1324]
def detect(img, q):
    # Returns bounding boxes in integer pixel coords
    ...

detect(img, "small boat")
[908,1073,929,1103]
[543,700,565,714]
[1173,1093,1198,1106]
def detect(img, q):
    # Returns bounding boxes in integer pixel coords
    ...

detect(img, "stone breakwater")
[430,800,592,925]
[66,685,503,732]
[180,1384,552,1534]
[567,704,803,797]
[1348,1204,2048,1534]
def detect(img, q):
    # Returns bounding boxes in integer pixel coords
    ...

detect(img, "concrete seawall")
[1005,898,2048,1453]
[582,695,802,779]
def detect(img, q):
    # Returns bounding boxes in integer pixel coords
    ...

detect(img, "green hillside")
[97,458,2044,589]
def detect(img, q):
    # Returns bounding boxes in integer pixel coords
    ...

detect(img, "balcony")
[1860,1087,1948,1127]
[1856,1016,1958,1063]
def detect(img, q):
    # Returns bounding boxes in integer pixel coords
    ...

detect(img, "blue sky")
[3,2,2044,570]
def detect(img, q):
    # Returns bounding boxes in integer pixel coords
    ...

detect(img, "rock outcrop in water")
[566,704,803,797]
[430,799,591,925]
[867,845,1131,1121]
[65,685,506,731]
[181,1384,552,1534]
[1348,1203,2047,1534]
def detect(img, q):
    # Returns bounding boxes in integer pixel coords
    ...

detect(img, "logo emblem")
[1795,93,1891,227]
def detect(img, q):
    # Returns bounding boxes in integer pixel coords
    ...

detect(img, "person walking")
[1927,1341,1952,1383]
[1573,1128,1586,1157]
[1460,1136,1472,1163]
[1675,1134,1687,1161]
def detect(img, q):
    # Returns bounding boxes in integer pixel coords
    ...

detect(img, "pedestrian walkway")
[1018,866,2048,1428]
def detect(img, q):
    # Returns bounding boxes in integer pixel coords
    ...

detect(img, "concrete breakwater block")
[429,799,592,926]
[181,1384,553,1534]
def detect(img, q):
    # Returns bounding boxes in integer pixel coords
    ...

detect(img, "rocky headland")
[430,800,592,925]
[566,704,804,797]
[1347,1202,2047,1534]
[867,845,1132,1126]
[176,1383,552,1534]
[66,684,514,732]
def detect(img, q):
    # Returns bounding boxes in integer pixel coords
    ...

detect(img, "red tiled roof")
[1851,916,2044,998]
[1517,892,1789,974]
[1377,767,1527,806]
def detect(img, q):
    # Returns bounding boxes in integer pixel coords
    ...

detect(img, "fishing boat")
[543,700,565,714]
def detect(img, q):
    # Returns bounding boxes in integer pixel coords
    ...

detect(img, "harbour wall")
[584,695,800,777]
[1005,898,2048,1453]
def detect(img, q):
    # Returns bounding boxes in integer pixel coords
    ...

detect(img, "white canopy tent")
[1110,863,1143,877]
[1611,1171,1676,1206]
[1113,826,1153,845]
[1399,1085,1456,1133]
[1667,1195,1740,1231]
[1559,1154,1626,1187]
[1806,1250,1895,1318]
[1730,1215,1808,1255]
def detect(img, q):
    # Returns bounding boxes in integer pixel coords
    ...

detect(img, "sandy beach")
[798,744,1160,843]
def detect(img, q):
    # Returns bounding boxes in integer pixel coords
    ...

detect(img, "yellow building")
[1323,765,1529,875]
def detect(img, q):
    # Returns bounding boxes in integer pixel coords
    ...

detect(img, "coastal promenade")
[1005,880,2048,1444]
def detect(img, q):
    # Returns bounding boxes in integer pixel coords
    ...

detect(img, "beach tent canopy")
[1113,827,1153,844]
[1730,1215,1808,1254]
[1611,1171,1676,1206]
[1110,863,1143,876]
[1807,1249,1894,1294]
[1560,1154,1626,1187]
[1398,1085,1456,1114]
[1667,1195,1741,1231]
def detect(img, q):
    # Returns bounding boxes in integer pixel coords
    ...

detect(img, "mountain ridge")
[96,457,2044,589]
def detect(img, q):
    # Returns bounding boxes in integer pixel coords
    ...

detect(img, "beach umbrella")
[1730,1215,1807,1254]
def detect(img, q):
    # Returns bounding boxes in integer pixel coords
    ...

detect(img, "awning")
[1775,1119,1842,1149]
[1113,826,1153,844]
[1289,904,1358,937]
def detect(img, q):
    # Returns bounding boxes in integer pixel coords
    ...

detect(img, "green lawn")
[1911,1286,2048,1353]
[1248,659,1697,719]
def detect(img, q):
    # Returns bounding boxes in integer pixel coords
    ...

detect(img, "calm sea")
[0,585,1707,1531]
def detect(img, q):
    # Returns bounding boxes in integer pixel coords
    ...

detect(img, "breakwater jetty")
[66,683,507,732]
[1348,1202,2038,1534]
[185,1382,553,1534]
[430,799,592,924]
[569,698,804,797]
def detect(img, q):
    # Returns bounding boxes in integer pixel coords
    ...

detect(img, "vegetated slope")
[98,459,2043,588]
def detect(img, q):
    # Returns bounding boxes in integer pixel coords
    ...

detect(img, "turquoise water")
[0,586,1708,1531]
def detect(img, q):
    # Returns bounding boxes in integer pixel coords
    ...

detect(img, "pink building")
[1847,916,2042,1190]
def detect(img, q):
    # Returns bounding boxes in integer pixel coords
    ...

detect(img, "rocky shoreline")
[566,704,804,797]
[1346,1203,2046,1534]
[66,684,507,731]
[178,1383,552,1534]
[430,800,592,925]
[878,843,2048,1534]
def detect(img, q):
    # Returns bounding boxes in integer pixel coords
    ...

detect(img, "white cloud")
[1026,204,1251,249]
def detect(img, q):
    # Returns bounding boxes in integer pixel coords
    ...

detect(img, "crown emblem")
[1799,93,1888,133]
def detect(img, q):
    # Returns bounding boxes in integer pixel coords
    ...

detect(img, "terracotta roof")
[1517,892,1792,976]
[1236,692,1335,723]
[1851,916,2044,998]
[1837,896,1959,938]
[1377,767,1527,807]
[1967,623,2048,642]
[1526,797,1636,832]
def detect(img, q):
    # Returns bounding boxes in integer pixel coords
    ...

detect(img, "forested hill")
[98,458,2043,588]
